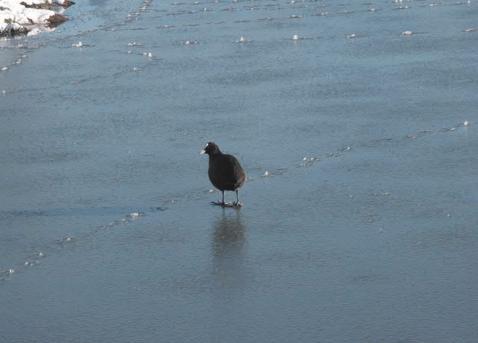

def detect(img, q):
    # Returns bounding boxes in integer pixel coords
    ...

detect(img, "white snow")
[0,0,68,37]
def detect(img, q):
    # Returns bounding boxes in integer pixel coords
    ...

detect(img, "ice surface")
[1,0,478,342]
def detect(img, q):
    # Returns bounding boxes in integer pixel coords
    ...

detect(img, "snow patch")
[0,0,71,37]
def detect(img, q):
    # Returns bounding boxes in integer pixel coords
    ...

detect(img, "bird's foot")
[232,201,243,208]
[210,201,240,208]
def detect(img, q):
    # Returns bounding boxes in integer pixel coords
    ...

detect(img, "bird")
[201,142,246,207]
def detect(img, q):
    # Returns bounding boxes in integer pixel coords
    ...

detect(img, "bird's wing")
[223,155,246,186]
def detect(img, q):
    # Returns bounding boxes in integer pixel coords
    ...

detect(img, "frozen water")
[1,0,478,342]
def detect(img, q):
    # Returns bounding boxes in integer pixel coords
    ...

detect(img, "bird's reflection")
[213,210,245,255]
[212,209,248,289]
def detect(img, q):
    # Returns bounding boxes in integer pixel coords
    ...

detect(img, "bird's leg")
[233,190,242,207]
[221,190,225,206]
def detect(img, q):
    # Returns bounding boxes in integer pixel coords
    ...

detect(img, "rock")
[20,0,75,9]
[0,22,29,37]
[46,13,67,27]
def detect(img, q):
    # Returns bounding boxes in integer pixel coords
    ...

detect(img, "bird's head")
[200,142,221,156]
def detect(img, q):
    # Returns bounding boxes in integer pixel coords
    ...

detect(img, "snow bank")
[0,0,73,37]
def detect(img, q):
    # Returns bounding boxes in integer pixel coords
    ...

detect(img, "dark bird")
[201,142,246,207]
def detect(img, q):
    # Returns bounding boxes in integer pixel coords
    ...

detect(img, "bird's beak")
[200,149,206,155]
